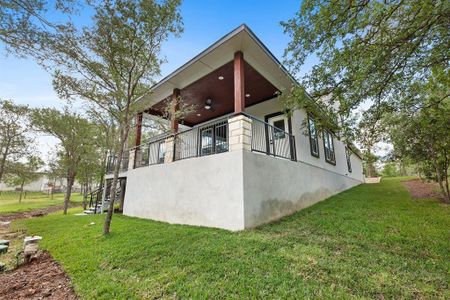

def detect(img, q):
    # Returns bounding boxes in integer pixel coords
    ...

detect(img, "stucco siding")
[246,97,364,182]
[291,109,364,182]
[242,151,363,228]
[245,96,283,120]
[123,151,245,231]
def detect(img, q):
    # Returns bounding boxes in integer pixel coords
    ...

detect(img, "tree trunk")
[366,149,373,177]
[63,172,75,215]
[19,180,25,203]
[430,151,447,199]
[442,155,450,202]
[82,185,87,210]
[443,169,450,202]
[103,128,129,235]
[400,161,406,176]
[99,150,108,190]
[0,150,9,183]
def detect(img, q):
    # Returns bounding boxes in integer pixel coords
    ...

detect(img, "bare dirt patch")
[0,251,77,300]
[0,203,79,222]
[403,179,448,203]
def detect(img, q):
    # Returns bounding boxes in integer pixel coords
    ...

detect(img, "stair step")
[0,240,10,246]
[0,245,8,254]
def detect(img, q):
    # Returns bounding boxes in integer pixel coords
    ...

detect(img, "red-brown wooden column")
[135,112,143,146]
[171,88,180,133]
[234,51,245,114]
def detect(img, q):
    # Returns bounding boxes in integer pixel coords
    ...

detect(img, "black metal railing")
[106,152,130,174]
[86,185,104,214]
[243,113,296,161]
[124,113,296,169]
[174,116,230,161]
[133,133,170,168]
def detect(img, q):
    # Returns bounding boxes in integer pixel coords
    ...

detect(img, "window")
[308,116,320,157]
[323,130,336,165]
[215,122,228,153]
[273,119,286,139]
[200,127,213,156]
[157,141,166,164]
[345,147,352,172]
[200,121,229,156]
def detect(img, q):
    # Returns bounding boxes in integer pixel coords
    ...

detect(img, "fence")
[106,151,130,173]
[174,116,230,161]
[133,133,170,168]
[0,190,59,201]
[123,113,296,171]
[243,113,296,161]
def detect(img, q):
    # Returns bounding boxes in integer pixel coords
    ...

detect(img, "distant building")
[0,173,82,193]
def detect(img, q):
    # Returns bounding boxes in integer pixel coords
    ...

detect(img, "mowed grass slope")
[14,178,449,299]
[0,192,83,213]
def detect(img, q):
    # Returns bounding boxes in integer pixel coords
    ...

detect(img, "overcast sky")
[0,0,322,162]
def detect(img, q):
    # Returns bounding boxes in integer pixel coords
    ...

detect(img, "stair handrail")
[83,186,104,213]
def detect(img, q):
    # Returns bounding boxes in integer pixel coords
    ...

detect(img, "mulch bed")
[402,178,448,203]
[0,251,77,300]
[0,204,80,299]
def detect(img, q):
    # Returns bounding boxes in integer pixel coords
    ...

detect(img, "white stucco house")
[101,24,364,231]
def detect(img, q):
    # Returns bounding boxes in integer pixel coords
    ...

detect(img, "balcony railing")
[126,112,296,171]
[243,113,296,161]
[174,115,230,161]
[133,133,171,168]
[106,152,130,174]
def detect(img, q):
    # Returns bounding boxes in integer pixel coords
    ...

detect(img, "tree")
[380,162,399,178]
[0,99,34,183]
[4,155,43,202]
[0,0,78,55]
[281,0,449,120]
[52,0,182,234]
[76,140,104,210]
[32,108,95,214]
[46,153,66,199]
[3,0,183,234]
[356,104,391,177]
[388,69,450,200]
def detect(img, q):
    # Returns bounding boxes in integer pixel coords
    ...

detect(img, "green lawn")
[0,191,83,213]
[13,178,449,299]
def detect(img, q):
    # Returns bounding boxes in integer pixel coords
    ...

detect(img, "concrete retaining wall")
[122,149,363,231]
[242,151,363,228]
[123,151,245,231]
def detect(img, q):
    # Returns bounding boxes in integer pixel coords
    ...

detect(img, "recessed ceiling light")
[197,113,201,117]
[245,94,251,98]
[218,76,224,80]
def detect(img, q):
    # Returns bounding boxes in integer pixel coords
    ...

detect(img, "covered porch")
[127,49,296,170]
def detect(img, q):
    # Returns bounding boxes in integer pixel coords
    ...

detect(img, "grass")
[0,191,83,213]
[13,178,450,299]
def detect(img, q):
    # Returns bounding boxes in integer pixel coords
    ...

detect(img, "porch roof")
[138,24,297,126]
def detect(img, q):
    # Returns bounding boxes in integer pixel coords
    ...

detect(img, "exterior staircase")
[83,181,121,214]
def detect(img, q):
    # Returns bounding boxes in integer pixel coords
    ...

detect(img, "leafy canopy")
[387,69,450,199]
[282,0,449,115]
[0,99,34,182]
[4,155,43,188]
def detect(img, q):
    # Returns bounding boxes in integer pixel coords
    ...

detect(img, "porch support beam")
[135,112,143,146]
[234,51,245,114]
[171,88,180,133]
